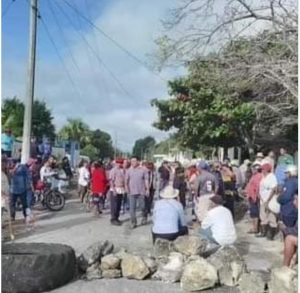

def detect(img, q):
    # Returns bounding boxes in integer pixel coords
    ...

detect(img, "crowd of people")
[1,138,298,268]
[1,137,73,232]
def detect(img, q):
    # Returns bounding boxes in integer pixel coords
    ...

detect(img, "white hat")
[256,152,264,158]
[160,185,179,199]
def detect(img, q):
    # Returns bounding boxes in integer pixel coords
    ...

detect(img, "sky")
[2,0,183,151]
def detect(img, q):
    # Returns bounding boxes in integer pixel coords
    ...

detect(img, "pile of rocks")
[77,236,298,292]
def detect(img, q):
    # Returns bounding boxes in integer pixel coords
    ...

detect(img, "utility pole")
[21,0,38,164]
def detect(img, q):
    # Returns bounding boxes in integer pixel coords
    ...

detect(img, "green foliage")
[80,145,98,162]
[58,118,90,147]
[132,136,156,159]
[152,61,256,150]
[90,129,114,160]
[2,97,55,140]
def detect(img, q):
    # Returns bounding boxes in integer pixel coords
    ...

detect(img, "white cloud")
[2,0,181,151]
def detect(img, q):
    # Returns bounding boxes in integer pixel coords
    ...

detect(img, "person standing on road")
[122,159,130,213]
[109,158,126,226]
[9,161,31,222]
[125,156,149,229]
[78,160,90,203]
[277,165,298,228]
[145,162,156,216]
[1,129,15,158]
[91,161,108,216]
[245,164,263,234]
[256,163,278,240]
[158,161,170,191]
[173,161,187,208]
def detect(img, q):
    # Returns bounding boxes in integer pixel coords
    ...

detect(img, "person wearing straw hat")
[152,185,188,243]
[199,195,237,245]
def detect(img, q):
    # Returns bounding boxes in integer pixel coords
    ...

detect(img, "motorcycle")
[33,173,67,211]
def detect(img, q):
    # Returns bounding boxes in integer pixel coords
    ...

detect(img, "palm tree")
[58,118,91,147]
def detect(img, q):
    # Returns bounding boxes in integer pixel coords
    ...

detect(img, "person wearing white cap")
[277,165,298,228]
[152,185,188,243]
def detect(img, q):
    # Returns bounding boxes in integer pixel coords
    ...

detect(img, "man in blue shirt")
[277,165,298,227]
[1,129,15,158]
[10,162,31,221]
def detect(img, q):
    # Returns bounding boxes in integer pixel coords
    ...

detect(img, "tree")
[90,129,114,159]
[58,118,91,148]
[132,136,156,159]
[152,62,256,154]
[2,97,56,140]
[80,145,98,162]
[153,0,297,154]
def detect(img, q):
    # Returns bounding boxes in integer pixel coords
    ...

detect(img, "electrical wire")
[38,14,83,101]
[54,0,141,106]
[46,0,80,72]
[63,0,167,82]
[2,0,16,18]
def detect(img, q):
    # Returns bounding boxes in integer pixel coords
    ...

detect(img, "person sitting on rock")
[152,185,188,243]
[281,193,298,267]
[199,195,237,246]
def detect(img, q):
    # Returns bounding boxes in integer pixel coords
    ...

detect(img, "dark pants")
[224,194,235,219]
[249,198,259,218]
[144,188,155,216]
[110,192,123,221]
[152,226,188,243]
[92,195,104,212]
[281,214,298,228]
[10,192,28,220]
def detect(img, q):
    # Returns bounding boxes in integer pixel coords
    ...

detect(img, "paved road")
[5,195,283,293]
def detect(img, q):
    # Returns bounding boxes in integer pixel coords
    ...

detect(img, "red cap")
[261,163,272,172]
[115,158,124,164]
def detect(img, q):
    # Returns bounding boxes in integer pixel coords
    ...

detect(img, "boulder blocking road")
[6,194,283,293]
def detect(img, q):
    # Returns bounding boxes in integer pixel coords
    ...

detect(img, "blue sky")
[2,0,182,151]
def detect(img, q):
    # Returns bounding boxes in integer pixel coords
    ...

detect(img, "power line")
[63,0,167,82]
[2,0,16,18]
[55,0,140,106]
[46,0,80,72]
[83,0,111,102]
[38,13,83,101]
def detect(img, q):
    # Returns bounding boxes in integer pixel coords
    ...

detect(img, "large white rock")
[238,271,267,293]
[153,252,184,283]
[269,266,297,293]
[143,256,157,274]
[101,269,122,279]
[121,254,150,280]
[173,236,207,256]
[100,254,121,270]
[207,245,246,286]
[180,256,218,291]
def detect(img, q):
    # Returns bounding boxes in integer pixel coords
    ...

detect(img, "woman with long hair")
[91,161,108,216]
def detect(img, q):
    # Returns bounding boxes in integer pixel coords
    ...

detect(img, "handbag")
[268,195,280,214]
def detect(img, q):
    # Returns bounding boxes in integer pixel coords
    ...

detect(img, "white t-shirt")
[202,206,237,246]
[78,167,90,187]
[40,166,54,182]
[259,173,277,202]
